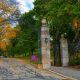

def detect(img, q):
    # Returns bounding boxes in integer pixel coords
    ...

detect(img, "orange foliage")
[0,0,18,24]
[0,18,5,23]
[72,18,80,29]
[0,24,17,51]
[0,40,9,51]
[1,24,17,39]
[0,0,18,51]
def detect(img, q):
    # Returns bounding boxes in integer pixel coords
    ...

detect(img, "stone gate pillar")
[41,18,51,69]
[60,35,69,66]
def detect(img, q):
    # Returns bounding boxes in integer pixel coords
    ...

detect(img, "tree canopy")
[33,0,80,41]
[0,0,20,25]
[12,11,39,56]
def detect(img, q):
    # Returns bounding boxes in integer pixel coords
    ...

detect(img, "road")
[51,67,80,80]
[0,58,59,80]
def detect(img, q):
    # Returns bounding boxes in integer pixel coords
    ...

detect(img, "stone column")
[60,35,69,66]
[41,18,51,69]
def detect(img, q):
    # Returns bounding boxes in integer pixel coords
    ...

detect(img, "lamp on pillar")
[45,38,48,44]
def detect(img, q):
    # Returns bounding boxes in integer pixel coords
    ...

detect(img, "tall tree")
[33,0,80,66]
[17,11,38,56]
[0,24,17,56]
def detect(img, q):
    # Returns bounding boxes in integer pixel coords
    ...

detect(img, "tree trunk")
[12,53,15,58]
[24,53,27,57]
[31,48,35,55]
[53,40,61,66]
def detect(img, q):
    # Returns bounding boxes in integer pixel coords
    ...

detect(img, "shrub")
[69,58,80,66]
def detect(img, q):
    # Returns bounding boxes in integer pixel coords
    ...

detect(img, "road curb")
[47,69,77,80]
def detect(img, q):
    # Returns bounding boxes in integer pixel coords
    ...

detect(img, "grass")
[0,58,3,62]
[14,56,39,66]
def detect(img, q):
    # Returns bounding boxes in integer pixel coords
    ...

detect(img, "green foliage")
[33,0,80,66]
[34,0,80,40]
[7,38,18,57]
[69,58,80,66]
[7,10,39,56]
[19,11,35,30]
[10,11,39,56]
[33,0,49,19]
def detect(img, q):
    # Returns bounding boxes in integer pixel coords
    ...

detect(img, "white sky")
[16,0,34,13]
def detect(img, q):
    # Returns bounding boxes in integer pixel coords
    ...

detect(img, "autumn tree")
[0,0,20,56]
[0,24,17,56]
[0,0,20,25]
[15,11,39,56]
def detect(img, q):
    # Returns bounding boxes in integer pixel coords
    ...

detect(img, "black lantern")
[45,38,48,43]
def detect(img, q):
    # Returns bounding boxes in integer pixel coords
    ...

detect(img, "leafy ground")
[70,65,80,70]
[14,56,38,66]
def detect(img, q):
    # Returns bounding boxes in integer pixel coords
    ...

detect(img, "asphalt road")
[0,58,59,80]
[51,66,80,80]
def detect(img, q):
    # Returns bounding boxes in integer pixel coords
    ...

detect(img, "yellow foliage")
[0,24,17,51]
[1,24,17,39]
[0,40,9,51]
[0,0,18,25]
[0,18,5,23]
[72,18,80,29]
[0,0,18,51]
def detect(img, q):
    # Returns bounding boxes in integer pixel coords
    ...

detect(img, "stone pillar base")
[37,64,43,69]
[43,63,51,69]
[37,64,51,69]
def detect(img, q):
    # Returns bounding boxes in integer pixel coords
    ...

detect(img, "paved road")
[51,67,80,80]
[0,58,59,80]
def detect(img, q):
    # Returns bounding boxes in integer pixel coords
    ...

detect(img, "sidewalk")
[27,64,77,80]
[51,67,80,80]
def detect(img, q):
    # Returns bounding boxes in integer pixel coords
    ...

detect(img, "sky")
[16,0,34,13]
